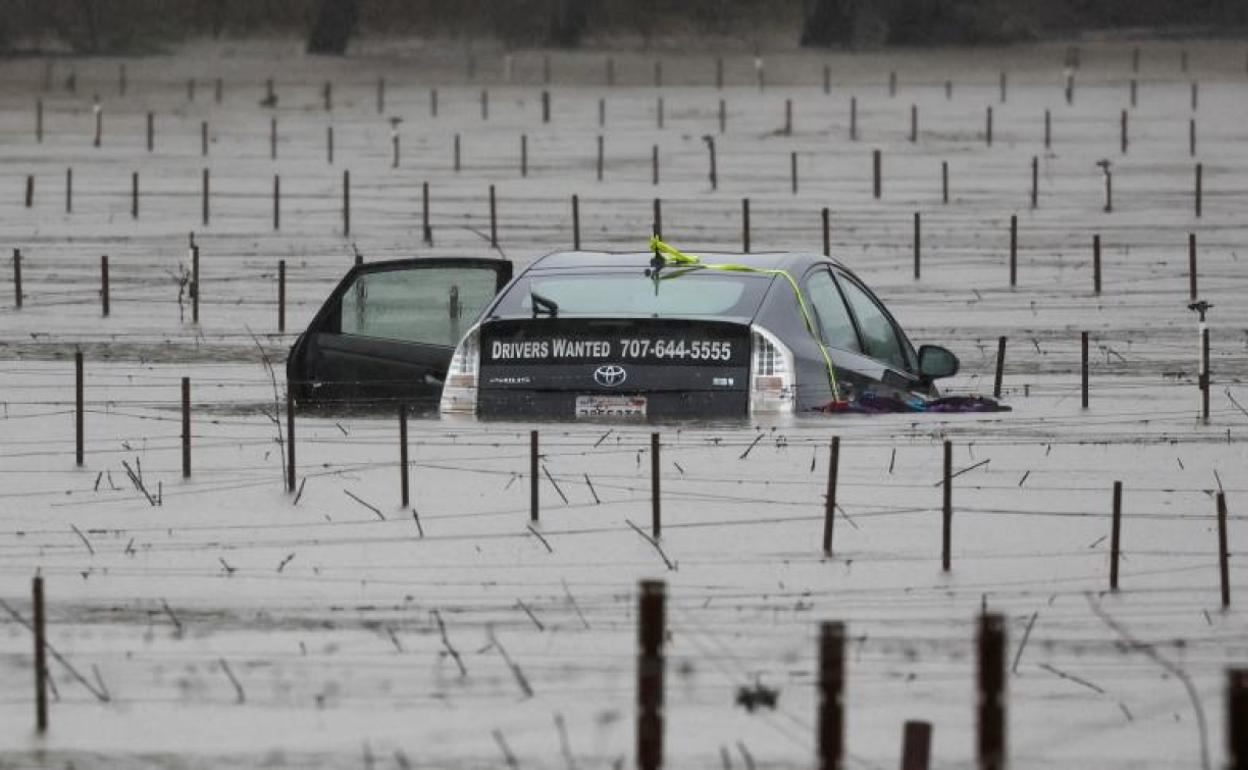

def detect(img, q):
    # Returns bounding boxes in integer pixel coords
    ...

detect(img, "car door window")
[835,275,909,371]
[340,266,498,347]
[805,269,860,352]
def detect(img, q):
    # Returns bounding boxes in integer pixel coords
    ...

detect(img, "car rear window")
[491,271,771,318]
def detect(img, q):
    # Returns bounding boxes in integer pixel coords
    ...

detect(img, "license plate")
[575,395,647,418]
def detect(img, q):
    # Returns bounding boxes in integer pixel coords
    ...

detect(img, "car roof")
[527,250,843,273]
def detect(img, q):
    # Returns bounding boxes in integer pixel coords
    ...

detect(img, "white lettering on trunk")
[491,340,550,359]
[551,338,610,358]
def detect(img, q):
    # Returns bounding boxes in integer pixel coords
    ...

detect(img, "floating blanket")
[819,393,1011,414]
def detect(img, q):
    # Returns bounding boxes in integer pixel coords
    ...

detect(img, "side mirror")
[918,345,959,381]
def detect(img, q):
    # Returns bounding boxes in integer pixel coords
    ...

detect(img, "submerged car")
[285,249,960,418]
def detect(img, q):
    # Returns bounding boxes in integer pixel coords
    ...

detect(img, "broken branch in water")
[527,524,552,553]
[121,459,159,506]
[219,657,245,703]
[516,599,545,631]
[69,523,94,555]
[1226,388,1248,421]
[1038,662,1104,693]
[1011,611,1038,673]
[344,489,384,520]
[626,519,676,571]
[1087,592,1210,770]
[542,464,569,504]
[430,609,466,677]
[738,433,764,460]
[385,625,403,653]
[934,458,990,485]
[91,664,111,701]
[583,473,600,504]
[493,729,520,770]
[490,626,534,698]
[562,580,591,630]
[245,325,286,485]
[554,713,578,770]
[161,598,184,637]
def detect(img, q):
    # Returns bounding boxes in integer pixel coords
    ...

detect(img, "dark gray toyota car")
[286,250,959,418]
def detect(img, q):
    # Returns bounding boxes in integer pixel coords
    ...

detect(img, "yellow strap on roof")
[647,236,843,403]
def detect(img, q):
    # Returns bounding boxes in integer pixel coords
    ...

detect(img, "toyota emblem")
[593,364,627,387]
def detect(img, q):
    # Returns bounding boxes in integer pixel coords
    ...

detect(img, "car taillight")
[439,325,480,414]
[750,325,795,413]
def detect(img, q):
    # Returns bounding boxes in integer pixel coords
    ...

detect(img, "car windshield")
[491,271,771,318]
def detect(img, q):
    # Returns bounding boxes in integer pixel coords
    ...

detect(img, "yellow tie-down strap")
[647,236,844,404]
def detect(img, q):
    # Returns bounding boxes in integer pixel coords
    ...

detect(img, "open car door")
[286,258,513,408]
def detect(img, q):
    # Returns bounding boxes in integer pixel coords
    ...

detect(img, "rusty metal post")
[651,432,661,539]
[191,241,199,323]
[818,621,845,770]
[100,255,109,316]
[823,436,839,556]
[422,182,432,245]
[278,259,286,333]
[33,575,47,732]
[1195,162,1203,218]
[181,377,191,478]
[1093,235,1102,294]
[741,198,750,252]
[13,248,21,308]
[1110,481,1122,590]
[942,440,952,571]
[530,430,539,522]
[1009,216,1018,287]
[489,184,497,248]
[822,207,830,257]
[872,149,881,199]
[637,580,665,770]
[74,352,84,465]
[1189,233,1198,301]
[901,722,932,770]
[913,212,921,280]
[978,613,1008,770]
[286,387,296,492]
[1217,492,1230,608]
[342,170,350,236]
[1081,331,1090,409]
[399,404,409,508]
[993,337,1006,398]
[1228,669,1248,770]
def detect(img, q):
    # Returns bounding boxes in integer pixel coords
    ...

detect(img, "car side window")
[339,267,497,347]
[805,269,861,352]
[835,274,909,371]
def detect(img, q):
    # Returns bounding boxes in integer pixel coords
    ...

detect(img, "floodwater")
[1,36,1247,769]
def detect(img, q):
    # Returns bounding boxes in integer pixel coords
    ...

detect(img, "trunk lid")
[477,317,751,418]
